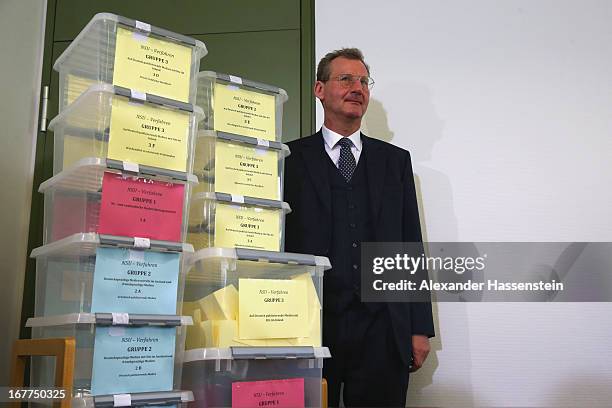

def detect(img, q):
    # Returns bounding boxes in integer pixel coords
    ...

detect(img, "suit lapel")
[301,131,332,215]
[362,134,387,226]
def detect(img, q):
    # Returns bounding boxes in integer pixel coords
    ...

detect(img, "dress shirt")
[322,125,362,167]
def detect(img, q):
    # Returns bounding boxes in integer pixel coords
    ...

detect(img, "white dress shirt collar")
[322,125,362,152]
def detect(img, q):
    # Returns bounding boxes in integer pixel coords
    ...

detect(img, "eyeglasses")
[326,74,375,90]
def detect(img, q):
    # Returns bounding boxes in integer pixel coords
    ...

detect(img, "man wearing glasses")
[284,48,435,407]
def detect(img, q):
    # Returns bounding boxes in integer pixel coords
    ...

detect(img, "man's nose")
[349,89,364,100]
[349,80,364,93]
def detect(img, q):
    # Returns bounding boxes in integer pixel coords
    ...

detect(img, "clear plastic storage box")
[54,13,207,110]
[187,193,291,252]
[183,248,329,348]
[193,130,290,200]
[26,313,192,398]
[196,71,288,142]
[181,347,330,408]
[49,83,203,175]
[31,233,193,317]
[40,158,197,244]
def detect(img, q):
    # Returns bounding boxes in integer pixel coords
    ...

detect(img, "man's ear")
[314,80,325,102]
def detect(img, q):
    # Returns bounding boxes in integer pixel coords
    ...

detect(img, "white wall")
[0,0,46,384]
[316,1,612,406]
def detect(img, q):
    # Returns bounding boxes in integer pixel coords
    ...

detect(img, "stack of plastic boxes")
[188,71,292,251]
[26,13,207,407]
[183,72,331,407]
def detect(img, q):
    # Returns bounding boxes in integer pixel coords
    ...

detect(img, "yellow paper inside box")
[184,275,322,347]
[185,308,206,350]
[187,318,241,349]
[216,320,238,346]
[287,307,321,347]
[192,319,301,347]
[62,134,103,170]
[186,232,211,251]
[199,320,214,347]
[192,308,204,323]
[65,74,96,106]
[287,273,322,346]
[292,272,321,309]
[199,320,242,347]
[192,136,214,193]
[185,326,205,350]
[181,301,200,316]
[198,284,238,320]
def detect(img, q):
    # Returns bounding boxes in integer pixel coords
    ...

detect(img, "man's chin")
[342,108,364,119]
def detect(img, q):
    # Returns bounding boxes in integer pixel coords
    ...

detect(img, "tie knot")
[337,138,352,149]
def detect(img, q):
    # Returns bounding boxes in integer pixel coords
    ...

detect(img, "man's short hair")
[316,47,370,82]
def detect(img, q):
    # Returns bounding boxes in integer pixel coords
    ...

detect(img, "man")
[284,48,435,407]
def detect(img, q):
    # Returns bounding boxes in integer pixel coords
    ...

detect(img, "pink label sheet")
[98,172,184,241]
[232,378,305,408]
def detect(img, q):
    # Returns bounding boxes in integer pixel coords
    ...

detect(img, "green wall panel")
[54,0,300,40]
[194,30,302,142]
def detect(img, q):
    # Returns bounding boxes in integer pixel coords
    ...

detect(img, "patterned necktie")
[337,137,356,181]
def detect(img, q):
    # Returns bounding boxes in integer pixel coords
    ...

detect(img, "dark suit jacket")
[284,130,435,365]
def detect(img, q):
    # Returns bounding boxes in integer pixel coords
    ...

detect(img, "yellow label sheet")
[213,203,281,251]
[238,278,308,340]
[215,141,280,199]
[113,26,192,102]
[107,97,190,171]
[213,83,276,140]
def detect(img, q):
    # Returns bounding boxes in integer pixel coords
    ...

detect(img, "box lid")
[197,130,290,157]
[26,313,193,328]
[189,247,331,270]
[193,192,291,213]
[183,346,330,363]
[48,83,204,134]
[198,71,288,103]
[73,391,194,408]
[38,157,197,193]
[54,12,207,72]
[30,232,193,258]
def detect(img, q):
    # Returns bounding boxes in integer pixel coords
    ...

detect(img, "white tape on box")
[134,237,151,249]
[112,312,130,325]
[123,162,140,173]
[228,75,243,85]
[135,21,151,33]
[113,394,132,407]
[130,89,147,101]
[230,194,245,204]
[257,138,270,148]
